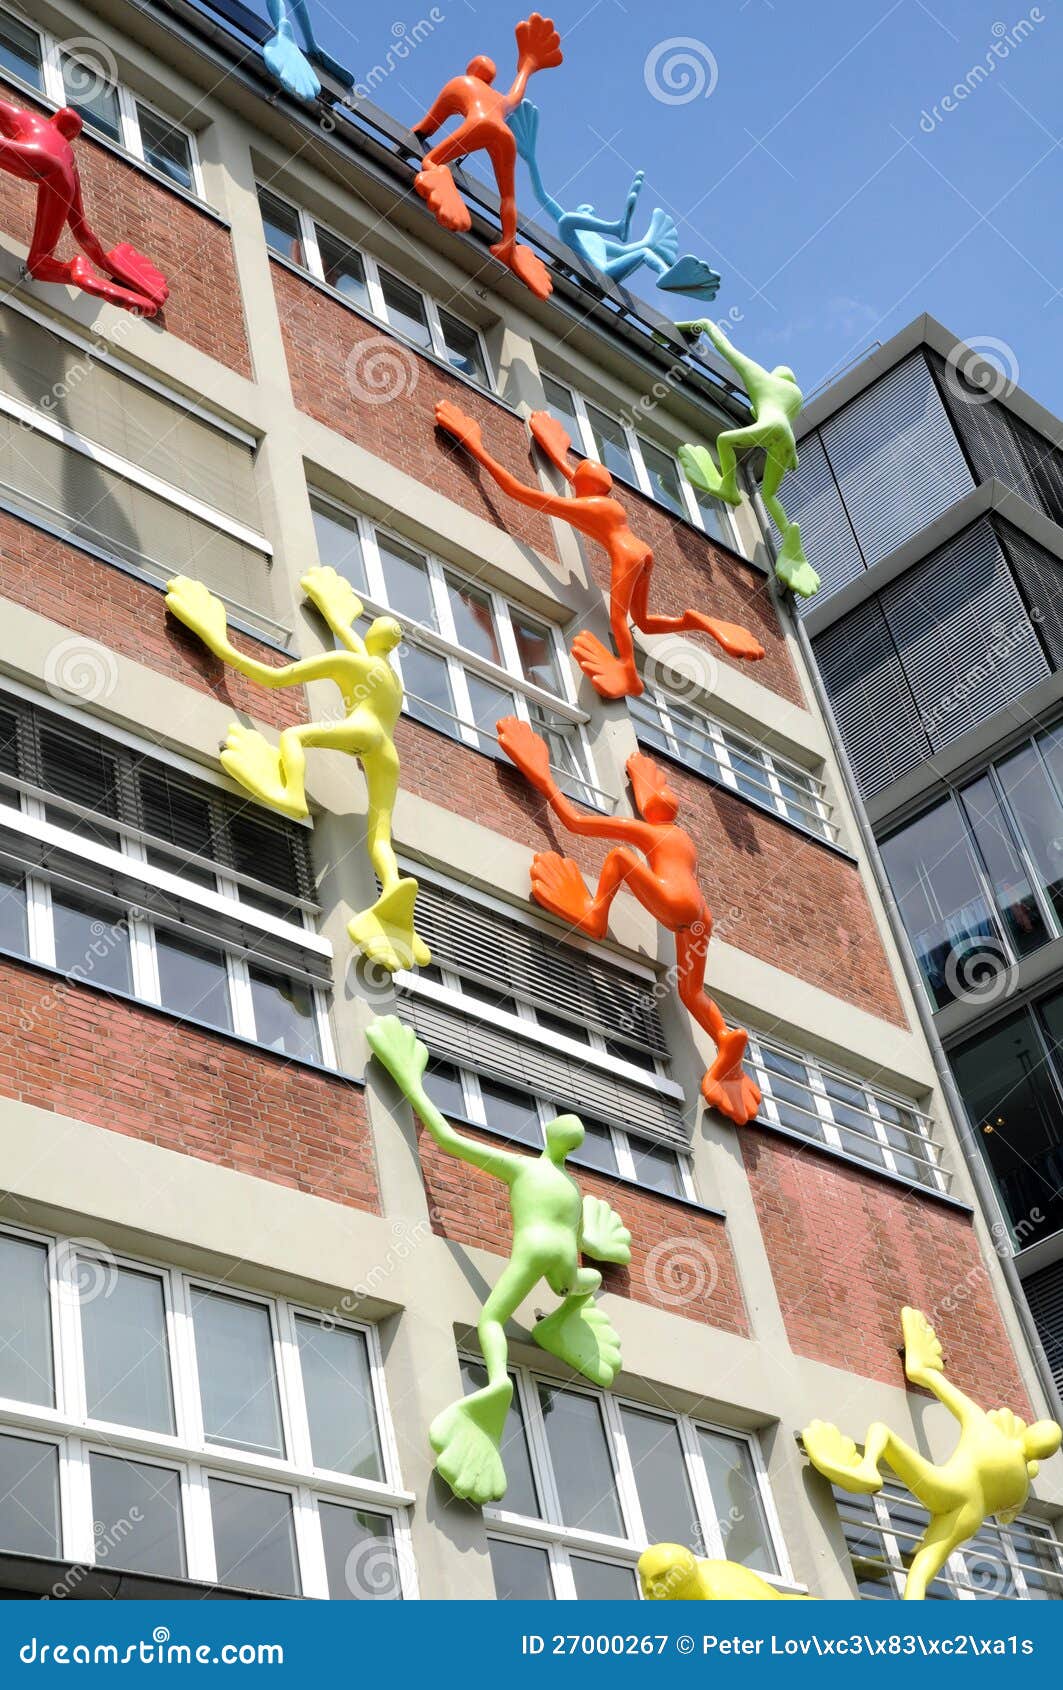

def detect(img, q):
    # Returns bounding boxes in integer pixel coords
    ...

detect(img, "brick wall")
[272,263,558,559]
[0,954,378,1211]
[0,514,306,730]
[0,95,250,375]
[417,1122,748,1335]
[741,1128,1032,1413]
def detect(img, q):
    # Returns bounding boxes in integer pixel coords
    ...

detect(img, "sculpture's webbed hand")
[365,1014,429,1102]
[299,564,364,633]
[165,576,230,653]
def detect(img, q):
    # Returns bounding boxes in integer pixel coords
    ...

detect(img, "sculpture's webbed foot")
[902,1307,945,1380]
[702,1028,761,1126]
[571,631,641,700]
[529,854,603,935]
[429,1381,511,1504]
[774,523,820,598]
[221,726,308,819]
[534,1298,622,1388]
[658,256,722,301]
[802,1420,883,1494]
[677,443,740,506]
[349,878,430,973]
[684,614,766,663]
[492,240,553,300]
[415,164,472,232]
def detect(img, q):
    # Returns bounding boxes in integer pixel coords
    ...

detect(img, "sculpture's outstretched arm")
[497,716,652,846]
[679,318,766,398]
[509,102,564,223]
[299,566,368,656]
[166,576,360,691]
[0,98,26,137]
[436,401,573,515]
[505,14,563,112]
[412,85,460,139]
[367,1017,523,1184]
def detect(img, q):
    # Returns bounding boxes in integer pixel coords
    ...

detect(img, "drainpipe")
[750,485,1062,1417]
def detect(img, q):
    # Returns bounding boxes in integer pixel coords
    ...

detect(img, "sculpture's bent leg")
[904,1508,972,1601]
[674,931,761,1126]
[488,138,552,300]
[762,455,819,599]
[572,562,643,698]
[219,722,315,820]
[629,566,765,663]
[415,131,474,232]
[351,737,430,971]
[533,1266,622,1388]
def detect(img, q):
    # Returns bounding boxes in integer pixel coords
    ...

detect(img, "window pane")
[295,1318,384,1480]
[192,1290,285,1458]
[136,104,193,190]
[155,930,232,1031]
[316,228,369,309]
[0,13,43,89]
[402,645,457,738]
[423,1058,466,1118]
[378,271,431,350]
[61,55,121,140]
[0,1434,59,1557]
[697,1430,778,1574]
[542,376,581,448]
[52,892,133,996]
[571,1556,639,1599]
[320,1502,400,1599]
[480,1077,541,1147]
[488,1537,553,1600]
[688,482,732,545]
[0,867,26,956]
[880,799,1006,1010]
[209,1479,300,1595]
[621,1406,697,1547]
[629,1137,681,1196]
[249,968,321,1063]
[462,1359,540,1519]
[257,187,303,264]
[90,1454,185,1577]
[79,1262,174,1434]
[998,742,1063,927]
[758,1045,822,1140]
[960,775,1049,958]
[378,538,436,628]
[439,310,488,386]
[446,578,501,665]
[512,614,562,694]
[466,673,514,756]
[568,1115,618,1176]
[835,1489,899,1599]
[311,502,369,594]
[0,1233,53,1406]
[639,440,685,516]
[585,403,635,483]
[824,1074,886,1169]
[538,1384,623,1537]
[952,1009,1063,1246]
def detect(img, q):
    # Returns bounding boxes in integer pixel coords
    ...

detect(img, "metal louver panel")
[820,353,975,568]
[881,519,1049,750]
[1023,1260,1063,1400]
[812,600,932,798]
[998,520,1063,670]
[779,431,868,610]
[399,992,689,1149]
[931,348,1063,527]
[412,880,669,1057]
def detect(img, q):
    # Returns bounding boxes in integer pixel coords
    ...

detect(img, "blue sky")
[268,0,1061,410]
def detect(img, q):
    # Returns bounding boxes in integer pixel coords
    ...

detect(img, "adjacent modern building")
[791,315,1063,1411]
[0,0,1056,1601]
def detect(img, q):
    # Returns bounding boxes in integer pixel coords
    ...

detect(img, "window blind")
[1023,1260,1063,1399]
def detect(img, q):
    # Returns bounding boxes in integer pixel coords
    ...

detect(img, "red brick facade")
[0,96,251,376]
[741,1127,1031,1413]
[417,1122,748,1335]
[0,955,378,1211]
[0,515,307,730]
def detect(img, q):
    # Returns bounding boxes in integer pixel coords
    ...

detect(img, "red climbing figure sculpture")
[0,97,168,316]
[411,13,562,300]
[436,400,765,700]
[497,715,762,1127]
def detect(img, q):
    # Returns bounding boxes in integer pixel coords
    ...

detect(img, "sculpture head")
[1023,1419,1063,1477]
[366,615,404,656]
[572,457,613,496]
[544,1113,584,1161]
[773,364,798,385]
[627,752,680,824]
[53,107,84,141]
[638,1543,700,1601]
[576,202,596,215]
[466,54,497,83]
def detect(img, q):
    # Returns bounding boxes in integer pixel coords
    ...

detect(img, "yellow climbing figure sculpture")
[802,1306,1061,1600]
[638,1543,812,1601]
[165,569,429,973]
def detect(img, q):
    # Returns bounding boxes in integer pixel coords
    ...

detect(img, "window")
[747,1029,947,1192]
[0,687,334,1067]
[0,1224,413,1597]
[836,1482,1062,1600]
[541,374,739,547]
[631,690,837,846]
[0,14,203,195]
[477,1361,790,1599]
[310,495,600,805]
[881,723,1063,1012]
[396,875,693,1198]
[256,185,493,390]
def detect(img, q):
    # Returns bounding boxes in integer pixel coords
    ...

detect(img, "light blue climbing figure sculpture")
[509,101,721,301]
[263,0,354,101]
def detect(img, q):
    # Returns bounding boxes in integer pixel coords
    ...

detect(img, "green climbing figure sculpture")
[675,319,820,599]
[366,1014,632,1505]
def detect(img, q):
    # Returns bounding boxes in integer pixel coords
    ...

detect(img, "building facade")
[791,315,1063,1420]
[0,0,1056,1601]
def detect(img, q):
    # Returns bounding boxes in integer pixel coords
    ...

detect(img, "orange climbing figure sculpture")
[0,97,168,316]
[497,716,762,1127]
[411,13,562,300]
[436,402,765,701]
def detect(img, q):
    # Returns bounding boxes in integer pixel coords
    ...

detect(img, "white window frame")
[0,9,206,200]
[632,688,838,846]
[541,373,741,550]
[311,492,607,807]
[256,183,493,392]
[747,1029,948,1194]
[0,1222,416,1598]
[479,1359,797,1599]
